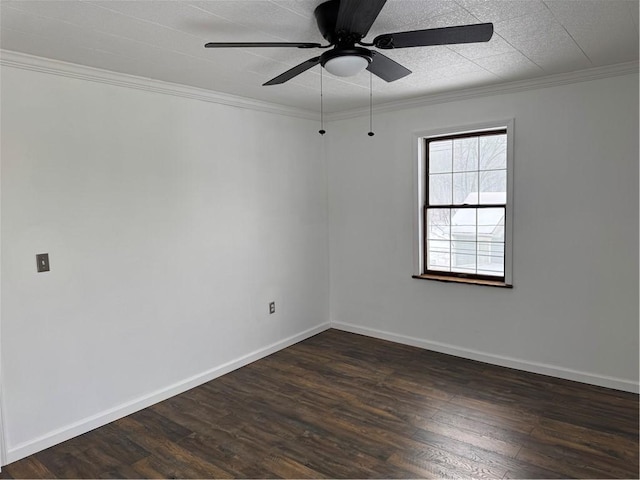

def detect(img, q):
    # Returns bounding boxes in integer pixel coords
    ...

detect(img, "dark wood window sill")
[412,274,513,288]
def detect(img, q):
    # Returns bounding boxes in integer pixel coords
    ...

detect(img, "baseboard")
[331,322,639,394]
[5,322,330,465]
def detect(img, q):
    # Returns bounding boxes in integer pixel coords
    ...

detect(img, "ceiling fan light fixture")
[320,47,372,78]
[324,55,370,77]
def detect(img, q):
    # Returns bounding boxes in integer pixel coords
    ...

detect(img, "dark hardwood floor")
[2,329,638,478]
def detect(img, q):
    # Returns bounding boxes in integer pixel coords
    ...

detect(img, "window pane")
[477,241,504,277]
[427,240,450,271]
[429,139,452,174]
[453,137,478,172]
[451,207,476,240]
[427,208,450,240]
[453,172,478,204]
[480,169,506,204]
[451,207,477,273]
[451,207,476,275]
[479,134,507,170]
[429,173,452,205]
[427,208,451,271]
[452,240,476,273]
[478,208,505,242]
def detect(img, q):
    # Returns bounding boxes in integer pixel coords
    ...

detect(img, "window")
[413,121,513,287]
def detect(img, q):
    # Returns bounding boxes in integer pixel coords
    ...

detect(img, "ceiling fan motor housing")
[314,0,341,44]
[314,0,365,46]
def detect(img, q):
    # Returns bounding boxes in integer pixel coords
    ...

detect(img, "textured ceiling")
[1,0,638,113]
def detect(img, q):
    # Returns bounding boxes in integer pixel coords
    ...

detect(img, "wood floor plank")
[2,329,637,479]
[328,394,420,437]
[175,432,270,478]
[539,402,639,438]
[273,431,387,478]
[0,457,55,479]
[535,416,640,460]
[125,408,193,443]
[407,431,566,479]
[530,425,639,467]
[387,447,505,479]
[416,415,522,458]
[449,394,540,425]
[129,453,232,480]
[515,445,627,479]
[377,373,456,402]
[517,435,639,478]
[82,423,152,466]
[434,401,536,435]
[32,451,105,479]
[96,463,146,479]
[298,408,403,461]
[431,410,531,445]
[256,453,326,479]
[386,450,461,479]
[501,460,572,479]
[115,417,241,477]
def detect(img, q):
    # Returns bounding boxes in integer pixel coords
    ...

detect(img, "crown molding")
[326,61,640,121]
[2,50,637,122]
[0,49,317,121]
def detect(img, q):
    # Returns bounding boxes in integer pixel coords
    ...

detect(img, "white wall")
[1,64,329,461]
[328,73,639,392]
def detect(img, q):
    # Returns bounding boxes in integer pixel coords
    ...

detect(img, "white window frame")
[412,119,514,287]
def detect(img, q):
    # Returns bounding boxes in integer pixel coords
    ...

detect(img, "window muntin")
[424,129,507,282]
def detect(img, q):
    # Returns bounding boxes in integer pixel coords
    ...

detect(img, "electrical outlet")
[36,253,50,272]
[269,302,275,314]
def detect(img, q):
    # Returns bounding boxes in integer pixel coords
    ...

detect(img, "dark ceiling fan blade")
[205,42,322,49]
[335,0,387,38]
[366,51,411,82]
[373,23,494,49]
[263,57,321,86]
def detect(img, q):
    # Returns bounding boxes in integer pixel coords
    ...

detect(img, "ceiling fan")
[204,0,493,86]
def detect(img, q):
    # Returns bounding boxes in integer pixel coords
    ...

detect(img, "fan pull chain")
[368,70,375,137]
[319,66,326,135]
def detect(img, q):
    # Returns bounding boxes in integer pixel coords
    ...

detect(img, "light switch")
[36,253,50,272]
